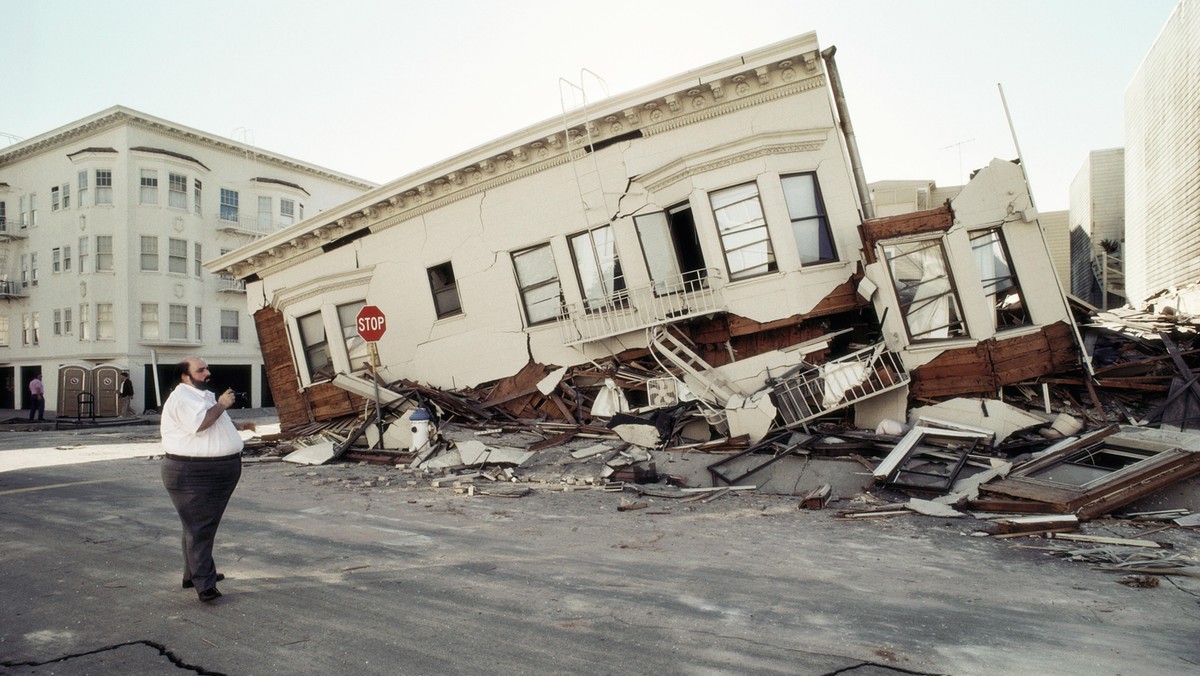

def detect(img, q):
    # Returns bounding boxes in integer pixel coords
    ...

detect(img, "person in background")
[28,374,45,422]
[118,372,135,418]
[159,357,253,602]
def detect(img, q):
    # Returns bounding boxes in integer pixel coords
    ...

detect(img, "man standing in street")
[28,374,45,422]
[118,372,135,417]
[159,357,245,602]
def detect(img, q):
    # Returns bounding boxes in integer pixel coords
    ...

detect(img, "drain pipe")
[821,46,874,220]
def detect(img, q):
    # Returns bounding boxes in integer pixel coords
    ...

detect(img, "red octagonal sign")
[356,305,387,342]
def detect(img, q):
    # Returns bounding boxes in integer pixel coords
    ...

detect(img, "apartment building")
[0,107,373,415]
[1125,0,1200,303]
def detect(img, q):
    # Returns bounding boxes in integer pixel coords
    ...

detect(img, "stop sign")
[356,305,387,342]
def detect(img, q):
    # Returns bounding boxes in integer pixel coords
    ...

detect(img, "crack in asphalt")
[0,639,222,675]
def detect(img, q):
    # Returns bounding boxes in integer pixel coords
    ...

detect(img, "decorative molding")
[0,109,373,191]
[644,140,828,194]
[272,266,377,310]
[225,45,829,280]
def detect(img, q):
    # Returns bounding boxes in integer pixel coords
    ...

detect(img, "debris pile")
[243,299,1200,582]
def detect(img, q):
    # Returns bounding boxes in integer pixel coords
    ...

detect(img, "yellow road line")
[0,478,117,496]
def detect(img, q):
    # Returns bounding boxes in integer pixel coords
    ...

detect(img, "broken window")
[569,225,626,312]
[780,173,837,265]
[298,310,332,381]
[710,182,776,280]
[634,202,708,294]
[511,243,562,326]
[969,228,1030,331]
[337,301,369,370]
[882,238,967,342]
[427,262,462,319]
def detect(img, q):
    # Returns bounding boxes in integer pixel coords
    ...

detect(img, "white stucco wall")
[233,35,870,391]
[1125,0,1200,303]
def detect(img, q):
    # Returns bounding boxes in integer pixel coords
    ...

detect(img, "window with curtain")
[169,238,187,274]
[141,236,159,271]
[883,238,967,342]
[169,173,187,209]
[569,225,626,312]
[140,169,158,205]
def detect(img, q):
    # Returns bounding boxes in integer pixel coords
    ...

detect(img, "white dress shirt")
[159,383,244,457]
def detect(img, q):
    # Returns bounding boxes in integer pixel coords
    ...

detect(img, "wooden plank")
[1049,533,1163,548]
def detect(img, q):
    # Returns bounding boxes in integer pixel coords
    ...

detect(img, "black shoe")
[197,587,222,602]
[183,573,224,589]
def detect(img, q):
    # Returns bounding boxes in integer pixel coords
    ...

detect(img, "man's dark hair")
[173,360,191,383]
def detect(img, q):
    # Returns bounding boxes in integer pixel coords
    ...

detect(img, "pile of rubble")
[242,301,1200,579]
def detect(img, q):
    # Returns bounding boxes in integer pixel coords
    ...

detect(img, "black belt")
[164,453,241,462]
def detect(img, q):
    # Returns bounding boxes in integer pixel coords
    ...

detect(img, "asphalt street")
[1,419,1199,675]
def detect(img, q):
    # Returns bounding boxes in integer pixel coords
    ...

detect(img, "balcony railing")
[0,279,27,298]
[0,219,28,240]
[217,276,246,292]
[558,268,724,345]
[773,343,910,428]
[216,212,275,237]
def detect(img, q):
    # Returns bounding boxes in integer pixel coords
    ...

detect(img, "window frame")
[427,261,463,319]
[511,242,563,327]
[881,236,969,343]
[140,235,159,272]
[780,172,838,266]
[969,227,1031,331]
[140,169,159,205]
[709,181,777,281]
[568,225,627,313]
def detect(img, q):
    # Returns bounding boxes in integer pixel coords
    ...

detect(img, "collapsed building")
[210,32,1078,444]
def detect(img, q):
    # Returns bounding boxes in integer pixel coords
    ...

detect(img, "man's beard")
[192,377,212,391]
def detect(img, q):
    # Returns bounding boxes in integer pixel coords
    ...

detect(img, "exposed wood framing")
[909,321,1078,399]
[976,426,1200,519]
[255,307,313,431]
[859,203,953,264]
[255,307,364,432]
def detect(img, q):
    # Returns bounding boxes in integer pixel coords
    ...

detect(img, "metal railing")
[0,279,26,297]
[217,276,246,292]
[1092,250,1125,310]
[558,268,724,345]
[216,212,275,237]
[773,343,909,428]
[0,219,28,240]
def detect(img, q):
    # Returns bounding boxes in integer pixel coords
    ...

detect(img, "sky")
[1,0,1181,211]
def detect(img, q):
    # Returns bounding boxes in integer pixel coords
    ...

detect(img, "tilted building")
[211,33,1076,434]
[0,107,373,415]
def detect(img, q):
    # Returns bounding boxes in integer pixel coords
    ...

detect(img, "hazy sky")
[1,0,1180,211]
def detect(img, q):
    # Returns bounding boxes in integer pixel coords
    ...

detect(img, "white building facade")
[1125,0,1200,303]
[0,107,373,414]
[1068,148,1125,307]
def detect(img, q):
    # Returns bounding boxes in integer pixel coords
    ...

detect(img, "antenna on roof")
[0,132,24,147]
[940,138,974,184]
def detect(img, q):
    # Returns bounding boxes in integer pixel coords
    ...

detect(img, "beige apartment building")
[0,107,373,415]
[1125,0,1200,303]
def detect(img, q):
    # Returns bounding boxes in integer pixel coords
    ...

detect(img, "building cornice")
[0,107,375,191]
[210,34,829,280]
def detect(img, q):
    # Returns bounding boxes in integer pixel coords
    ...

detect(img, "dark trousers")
[28,396,44,421]
[161,456,242,592]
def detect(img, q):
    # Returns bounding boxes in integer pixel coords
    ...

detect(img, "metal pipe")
[821,46,874,220]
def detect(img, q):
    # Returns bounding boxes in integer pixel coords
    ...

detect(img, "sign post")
[356,305,388,446]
